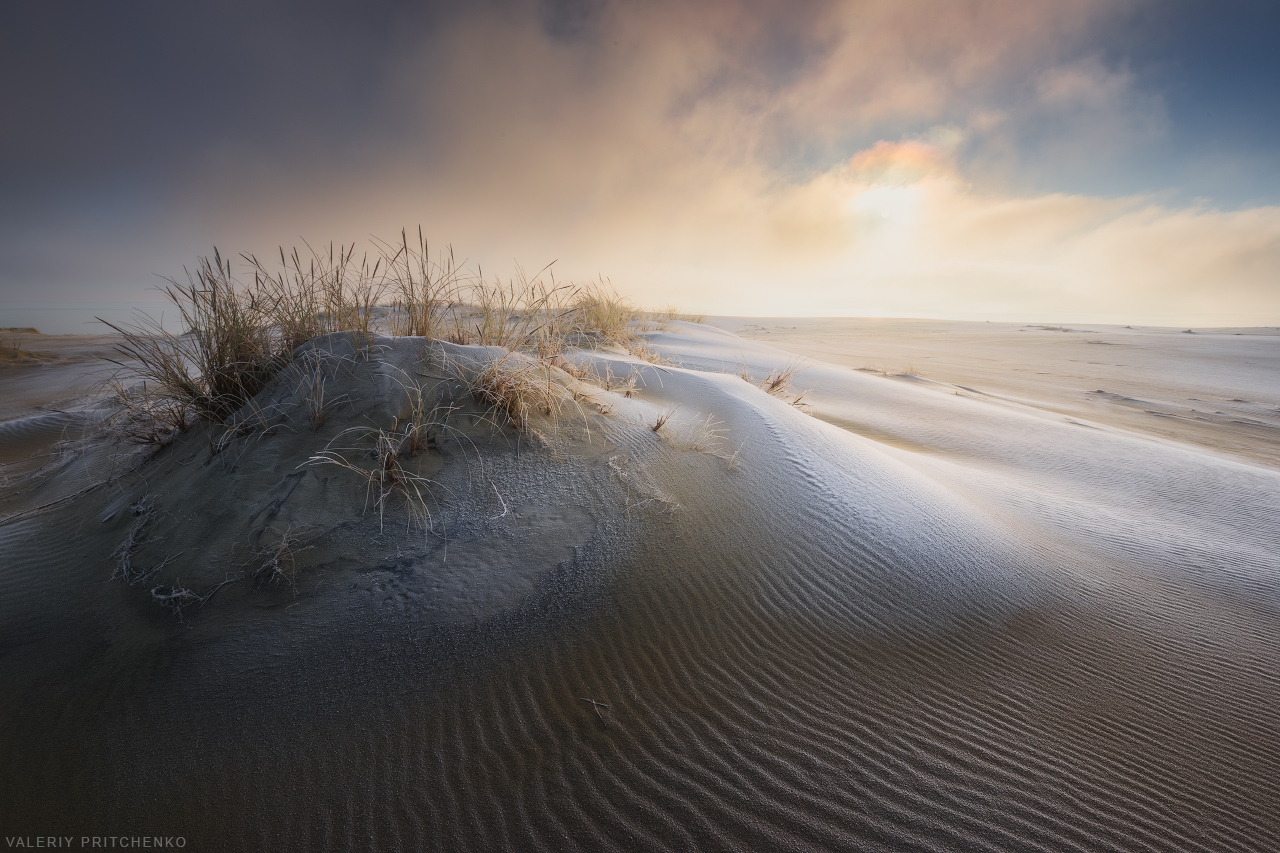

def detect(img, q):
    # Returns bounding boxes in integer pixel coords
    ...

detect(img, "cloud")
[3,0,1276,325]
[682,138,1280,324]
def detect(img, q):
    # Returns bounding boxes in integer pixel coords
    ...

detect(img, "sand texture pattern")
[1,322,1278,851]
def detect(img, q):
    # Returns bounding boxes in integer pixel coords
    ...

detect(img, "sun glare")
[847,184,923,229]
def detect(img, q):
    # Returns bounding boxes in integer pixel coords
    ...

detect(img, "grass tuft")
[627,343,670,365]
[682,413,727,453]
[306,425,439,533]
[106,379,191,447]
[651,407,676,432]
[740,359,810,407]
[291,350,340,431]
[453,352,573,432]
[101,251,277,423]
[379,227,460,340]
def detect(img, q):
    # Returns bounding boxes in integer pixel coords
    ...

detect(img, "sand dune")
[2,321,1278,850]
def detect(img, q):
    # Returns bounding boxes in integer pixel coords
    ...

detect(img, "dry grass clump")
[106,379,191,446]
[646,305,706,328]
[244,241,386,350]
[306,372,458,531]
[647,409,743,470]
[445,264,576,353]
[379,228,461,340]
[598,363,639,398]
[296,353,333,431]
[286,348,352,431]
[627,343,671,365]
[102,242,388,428]
[308,425,438,532]
[102,251,278,423]
[682,413,727,453]
[647,306,680,329]
[390,368,457,455]
[651,407,676,432]
[740,359,809,408]
[99,229,691,453]
[441,270,640,357]
[546,354,590,381]
[759,365,797,396]
[453,352,574,432]
[570,280,642,346]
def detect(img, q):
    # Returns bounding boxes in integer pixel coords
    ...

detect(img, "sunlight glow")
[847,184,924,229]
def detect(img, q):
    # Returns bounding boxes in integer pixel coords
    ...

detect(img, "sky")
[2,0,1279,326]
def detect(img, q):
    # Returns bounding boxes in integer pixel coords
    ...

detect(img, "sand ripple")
[2,325,1279,850]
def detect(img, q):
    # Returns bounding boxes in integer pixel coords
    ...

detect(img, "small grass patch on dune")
[245,525,315,590]
[651,407,676,432]
[739,358,810,408]
[450,351,579,433]
[102,251,279,423]
[442,270,643,356]
[306,425,441,533]
[645,305,705,329]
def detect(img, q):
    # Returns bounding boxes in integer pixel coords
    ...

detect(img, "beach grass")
[101,231,662,440]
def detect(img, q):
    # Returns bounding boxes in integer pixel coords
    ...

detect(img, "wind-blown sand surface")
[2,320,1278,851]
[715,317,1280,469]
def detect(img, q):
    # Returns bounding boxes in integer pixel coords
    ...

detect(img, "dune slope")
[1,323,1278,851]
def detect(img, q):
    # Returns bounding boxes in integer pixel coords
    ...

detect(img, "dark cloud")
[0,1,456,190]
[537,0,608,40]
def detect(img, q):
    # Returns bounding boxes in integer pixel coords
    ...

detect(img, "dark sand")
[2,322,1278,851]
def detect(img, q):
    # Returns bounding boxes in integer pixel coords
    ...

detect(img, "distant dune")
[2,320,1278,850]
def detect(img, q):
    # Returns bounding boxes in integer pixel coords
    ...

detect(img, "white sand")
[708,316,1280,468]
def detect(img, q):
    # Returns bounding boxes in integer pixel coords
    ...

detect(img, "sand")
[710,317,1280,468]
[1,320,1278,850]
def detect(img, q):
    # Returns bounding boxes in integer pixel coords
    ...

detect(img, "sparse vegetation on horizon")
[647,305,706,329]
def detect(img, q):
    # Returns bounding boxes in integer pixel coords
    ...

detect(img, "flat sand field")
[710,317,1280,469]
[2,320,1278,851]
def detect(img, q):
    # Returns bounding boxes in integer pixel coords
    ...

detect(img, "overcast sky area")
[2,0,1278,325]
